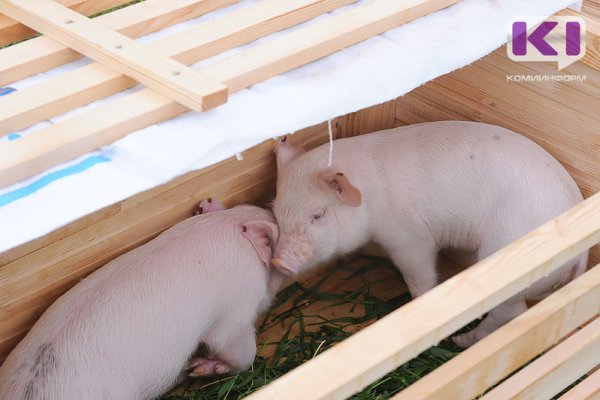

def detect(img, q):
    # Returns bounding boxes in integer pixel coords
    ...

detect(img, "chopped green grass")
[162,257,464,400]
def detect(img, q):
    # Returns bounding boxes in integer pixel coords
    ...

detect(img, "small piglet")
[271,121,587,347]
[0,200,283,400]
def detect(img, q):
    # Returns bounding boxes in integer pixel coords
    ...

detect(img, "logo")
[507,16,586,70]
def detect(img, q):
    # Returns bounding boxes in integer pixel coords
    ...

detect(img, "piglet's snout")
[272,239,312,277]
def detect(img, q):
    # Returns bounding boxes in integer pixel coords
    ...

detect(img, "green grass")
[161,257,464,400]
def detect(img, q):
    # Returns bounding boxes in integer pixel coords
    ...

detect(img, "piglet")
[271,121,587,347]
[0,200,283,400]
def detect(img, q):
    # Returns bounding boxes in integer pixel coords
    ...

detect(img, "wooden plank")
[0,0,358,134]
[0,0,228,112]
[557,368,600,400]
[480,316,600,400]
[243,193,600,400]
[0,0,239,86]
[0,0,131,47]
[0,0,461,188]
[392,268,600,400]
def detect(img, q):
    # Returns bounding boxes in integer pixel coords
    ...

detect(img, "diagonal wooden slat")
[0,0,461,188]
[392,268,600,400]
[243,192,600,400]
[0,0,358,134]
[480,315,600,400]
[0,0,239,86]
[0,0,228,112]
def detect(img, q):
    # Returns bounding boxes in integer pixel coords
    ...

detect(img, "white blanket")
[0,0,574,252]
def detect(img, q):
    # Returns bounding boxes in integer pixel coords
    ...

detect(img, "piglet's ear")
[318,169,362,207]
[275,136,306,172]
[241,221,280,268]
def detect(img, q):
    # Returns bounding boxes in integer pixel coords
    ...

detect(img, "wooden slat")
[0,0,358,134]
[0,0,131,47]
[243,193,600,400]
[557,368,600,400]
[392,268,600,400]
[0,0,460,188]
[480,316,600,400]
[0,0,228,112]
[0,0,239,85]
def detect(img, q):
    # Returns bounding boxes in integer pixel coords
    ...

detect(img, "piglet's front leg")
[194,198,226,216]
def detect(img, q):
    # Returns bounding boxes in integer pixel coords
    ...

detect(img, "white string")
[327,119,333,167]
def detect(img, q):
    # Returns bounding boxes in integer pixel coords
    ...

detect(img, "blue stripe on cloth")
[0,87,16,97]
[7,133,21,141]
[0,155,111,207]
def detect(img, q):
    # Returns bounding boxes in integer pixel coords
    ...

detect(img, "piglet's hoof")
[451,331,477,348]
[193,198,226,216]
[187,357,232,377]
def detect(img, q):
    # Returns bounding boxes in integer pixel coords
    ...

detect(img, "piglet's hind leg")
[215,325,257,373]
[187,357,232,377]
[188,325,257,377]
[194,198,226,215]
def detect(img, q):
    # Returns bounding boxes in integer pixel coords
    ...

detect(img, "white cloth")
[0,0,573,252]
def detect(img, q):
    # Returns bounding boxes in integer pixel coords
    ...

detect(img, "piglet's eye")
[312,210,325,221]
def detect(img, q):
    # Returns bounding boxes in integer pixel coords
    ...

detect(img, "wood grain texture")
[244,193,600,400]
[0,0,239,85]
[0,0,228,112]
[0,0,459,189]
[0,0,131,47]
[480,315,600,400]
[0,0,358,134]
[392,267,600,400]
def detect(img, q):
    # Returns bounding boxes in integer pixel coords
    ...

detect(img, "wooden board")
[244,193,600,400]
[0,0,358,134]
[0,0,132,47]
[0,0,228,112]
[0,0,239,85]
[480,315,600,400]
[392,267,600,400]
[0,0,461,188]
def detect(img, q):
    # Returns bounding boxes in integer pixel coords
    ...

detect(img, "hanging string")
[327,119,333,167]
